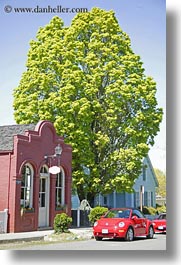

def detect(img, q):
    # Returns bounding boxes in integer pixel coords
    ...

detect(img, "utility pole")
[140,185,144,212]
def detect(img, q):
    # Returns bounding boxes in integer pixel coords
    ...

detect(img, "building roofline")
[146,155,159,187]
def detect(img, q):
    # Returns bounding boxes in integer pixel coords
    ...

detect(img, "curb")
[0,228,94,245]
[0,236,44,244]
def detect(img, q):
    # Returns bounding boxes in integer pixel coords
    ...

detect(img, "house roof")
[0,124,36,151]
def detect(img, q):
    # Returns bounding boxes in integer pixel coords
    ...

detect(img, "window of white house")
[151,192,154,206]
[103,196,107,206]
[144,191,153,207]
[147,191,152,207]
[144,191,148,206]
[21,164,34,209]
[143,166,147,181]
[134,192,140,208]
[55,168,65,209]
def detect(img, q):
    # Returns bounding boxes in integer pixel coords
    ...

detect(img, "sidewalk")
[0,227,93,244]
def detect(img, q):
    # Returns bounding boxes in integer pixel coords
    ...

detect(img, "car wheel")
[147,226,154,239]
[125,227,134,241]
[95,236,102,241]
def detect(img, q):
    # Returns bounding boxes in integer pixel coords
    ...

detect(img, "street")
[11,234,166,250]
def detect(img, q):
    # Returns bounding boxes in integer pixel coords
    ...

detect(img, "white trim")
[21,163,34,208]
[55,167,65,207]
[38,165,50,227]
[61,167,65,205]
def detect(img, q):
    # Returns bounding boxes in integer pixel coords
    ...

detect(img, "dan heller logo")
[4,5,88,13]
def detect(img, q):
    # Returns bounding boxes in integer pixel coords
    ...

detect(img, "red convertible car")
[152,213,166,233]
[93,208,154,241]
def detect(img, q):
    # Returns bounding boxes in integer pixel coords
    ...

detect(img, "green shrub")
[53,213,72,234]
[142,206,157,215]
[88,206,108,225]
[156,205,166,214]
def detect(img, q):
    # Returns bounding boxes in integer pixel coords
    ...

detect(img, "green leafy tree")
[154,168,166,198]
[13,8,163,204]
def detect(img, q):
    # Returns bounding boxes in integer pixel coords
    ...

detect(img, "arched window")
[55,168,65,209]
[20,164,34,209]
[40,165,48,174]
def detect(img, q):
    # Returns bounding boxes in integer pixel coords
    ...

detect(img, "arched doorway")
[38,165,50,228]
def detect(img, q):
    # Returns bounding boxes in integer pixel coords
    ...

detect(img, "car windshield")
[158,214,166,220]
[104,209,131,219]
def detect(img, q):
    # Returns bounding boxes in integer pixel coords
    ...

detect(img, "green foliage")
[142,206,166,215]
[88,206,108,224]
[53,213,72,234]
[154,168,166,197]
[13,8,163,202]
[156,205,166,214]
[142,206,157,215]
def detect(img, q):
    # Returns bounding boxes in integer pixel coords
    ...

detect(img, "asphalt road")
[13,234,166,250]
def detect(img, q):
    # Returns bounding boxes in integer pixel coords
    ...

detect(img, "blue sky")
[0,0,166,172]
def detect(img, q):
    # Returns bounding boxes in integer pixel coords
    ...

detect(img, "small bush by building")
[53,213,72,234]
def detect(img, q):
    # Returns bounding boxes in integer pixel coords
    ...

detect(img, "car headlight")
[94,221,98,227]
[118,222,125,228]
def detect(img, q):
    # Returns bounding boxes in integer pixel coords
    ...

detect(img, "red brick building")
[0,120,72,233]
